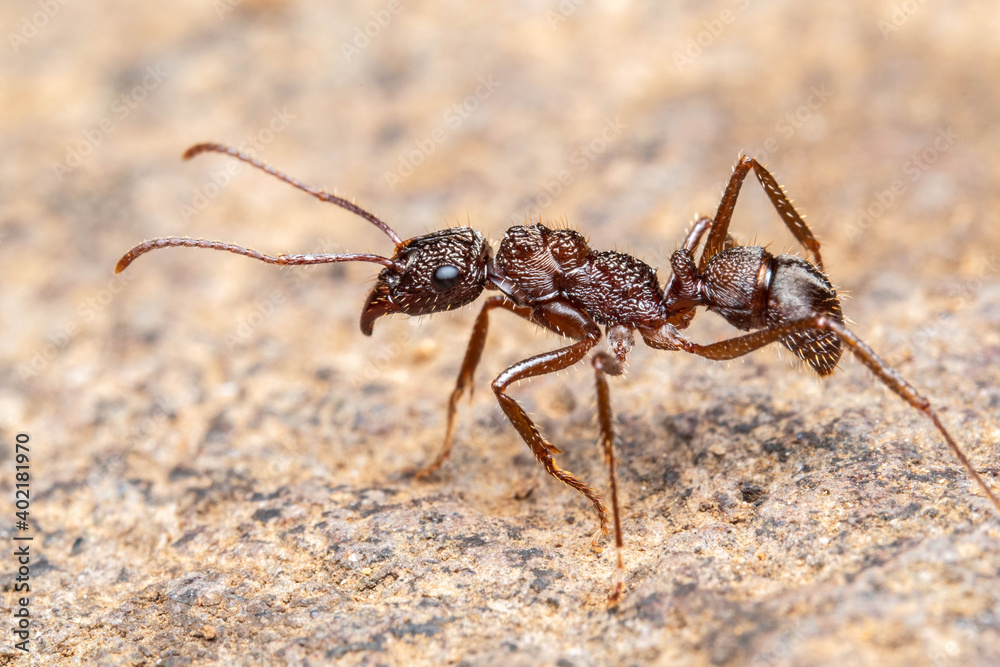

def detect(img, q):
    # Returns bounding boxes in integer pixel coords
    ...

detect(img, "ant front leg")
[645,317,1000,513]
[414,296,532,478]
[701,156,823,271]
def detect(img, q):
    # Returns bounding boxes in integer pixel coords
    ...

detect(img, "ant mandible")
[116,142,1000,605]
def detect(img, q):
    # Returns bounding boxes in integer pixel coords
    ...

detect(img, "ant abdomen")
[704,247,844,375]
[765,254,845,375]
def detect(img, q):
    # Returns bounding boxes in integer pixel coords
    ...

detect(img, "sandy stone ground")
[2,1,1000,665]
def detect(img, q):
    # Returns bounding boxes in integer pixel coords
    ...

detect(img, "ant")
[116,142,1000,605]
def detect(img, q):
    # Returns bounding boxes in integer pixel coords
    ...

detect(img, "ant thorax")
[493,223,668,328]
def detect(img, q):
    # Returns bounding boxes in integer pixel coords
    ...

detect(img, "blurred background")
[2,0,1000,664]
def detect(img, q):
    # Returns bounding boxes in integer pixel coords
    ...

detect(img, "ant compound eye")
[431,265,461,291]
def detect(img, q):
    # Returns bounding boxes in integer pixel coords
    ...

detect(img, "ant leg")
[682,216,714,253]
[593,348,626,604]
[414,296,532,478]
[664,217,714,299]
[700,156,823,271]
[650,317,1000,513]
[491,300,610,533]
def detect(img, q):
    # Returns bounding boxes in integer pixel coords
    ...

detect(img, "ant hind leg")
[700,156,823,271]
[664,316,1000,513]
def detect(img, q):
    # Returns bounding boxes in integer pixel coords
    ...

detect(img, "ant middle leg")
[415,296,533,478]
[646,316,1000,513]
[490,301,630,602]
[490,300,611,532]
[700,155,823,271]
[592,344,626,604]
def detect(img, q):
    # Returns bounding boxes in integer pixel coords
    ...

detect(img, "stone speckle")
[4,1,1000,664]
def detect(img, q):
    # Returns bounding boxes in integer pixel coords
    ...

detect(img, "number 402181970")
[15,433,29,527]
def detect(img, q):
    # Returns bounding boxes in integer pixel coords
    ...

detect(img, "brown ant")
[116,142,1000,604]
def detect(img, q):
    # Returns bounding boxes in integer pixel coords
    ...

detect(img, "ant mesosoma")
[116,142,1000,604]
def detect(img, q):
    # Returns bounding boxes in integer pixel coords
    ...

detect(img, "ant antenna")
[114,143,409,274]
[182,143,405,248]
[114,238,400,274]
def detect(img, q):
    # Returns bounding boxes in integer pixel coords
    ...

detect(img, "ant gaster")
[116,143,1000,604]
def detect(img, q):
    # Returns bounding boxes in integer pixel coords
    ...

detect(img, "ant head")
[361,227,491,335]
[114,145,494,337]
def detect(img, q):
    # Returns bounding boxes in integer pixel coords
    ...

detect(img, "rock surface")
[2,1,1000,664]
